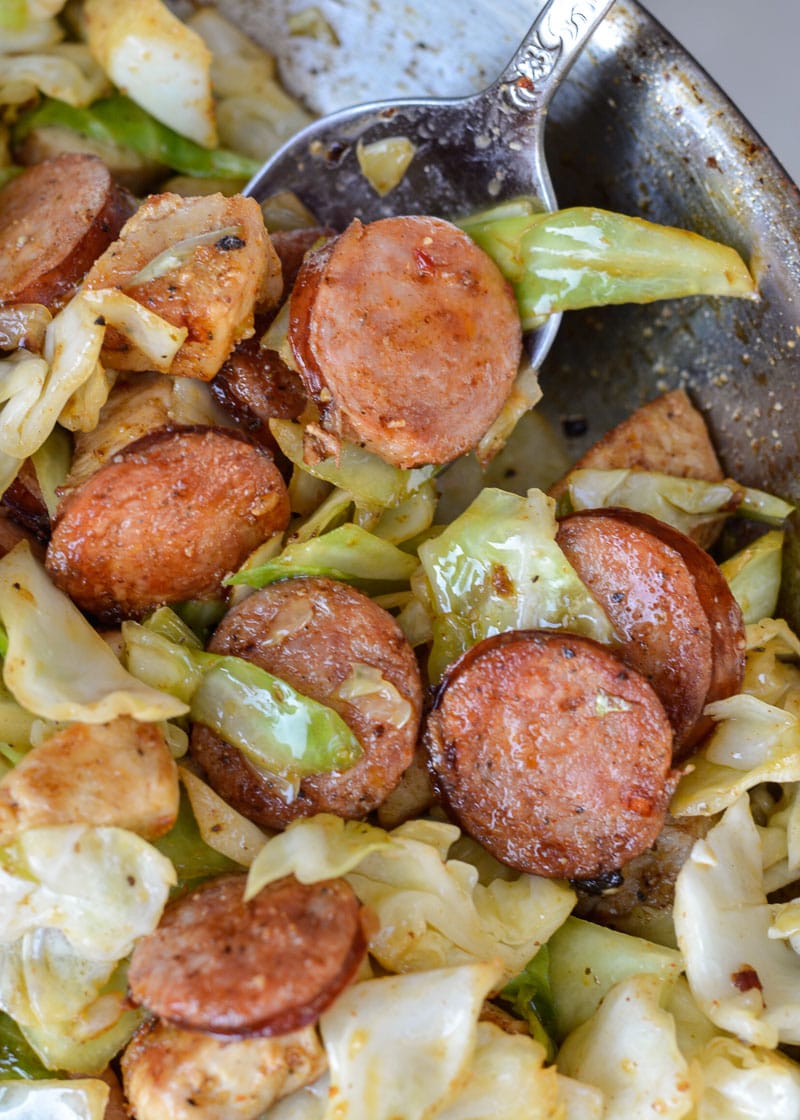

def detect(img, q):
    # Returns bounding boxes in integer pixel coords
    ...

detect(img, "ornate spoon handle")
[494,0,615,110]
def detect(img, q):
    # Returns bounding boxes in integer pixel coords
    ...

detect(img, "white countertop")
[644,0,800,185]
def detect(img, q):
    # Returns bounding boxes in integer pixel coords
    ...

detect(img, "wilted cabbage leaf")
[557,973,696,1120]
[0,544,187,723]
[674,795,800,1047]
[436,1022,559,1120]
[721,530,785,624]
[319,961,502,1120]
[695,1035,800,1119]
[348,818,575,983]
[0,928,113,1029]
[0,1079,109,1120]
[245,814,391,900]
[418,487,613,680]
[0,824,175,961]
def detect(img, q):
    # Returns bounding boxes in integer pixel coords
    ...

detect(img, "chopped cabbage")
[245,814,391,900]
[0,544,187,723]
[84,0,217,147]
[0,1080,109,1120]
[0,825,175,960]
[547,916,683,1040]
[554,1074,605,1119]
[475,352,542,466]
[674,795,800,1047]
[356,136,416,197]
[0,928,113,1029]
[318,961,502,1120]
[179,766,269,867]
[81,288,186,373]
[670,693,800,816]
[418,487,613,681]
[0,53,105,107]
[721,529,785,624]
[695,1035,800,1118]
[226,523,419,590]
[270,418,436,511]
[437,1022,559,1120]
[556,973,696,1119]
[348,818,574,983]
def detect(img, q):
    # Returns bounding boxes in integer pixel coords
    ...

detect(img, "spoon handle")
[494,0,615,110]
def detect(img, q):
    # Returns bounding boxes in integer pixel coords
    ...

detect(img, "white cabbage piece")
[0,543,188,723]
[245,814,391,900]
[670,693,800,816]
[547,916,683,1040]
[694,1036,800,1119]
[664,975,718,1062]
[554,1074,604,1119]
[418,487,613,680]
[179,766,270,867]
[556,973,697,1119]
[258,1074,329,1120]
[436,1022,560,1120]
[21,988,142,1075]
[721,529,784,624]
[319,960,502,1120]
[0,824,175,961]
[80,289,187,374]
[84,0,217,147]
[0,18,63,54]
[674,795,800,1047]
[0,54,103,107]
[348,818,574,983]
[0,1080,109,1120]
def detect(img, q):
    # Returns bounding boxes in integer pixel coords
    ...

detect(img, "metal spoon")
[245,0,614,368]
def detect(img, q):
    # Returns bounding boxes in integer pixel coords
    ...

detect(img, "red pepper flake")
[731,965,763,993]
[413,247,436,277]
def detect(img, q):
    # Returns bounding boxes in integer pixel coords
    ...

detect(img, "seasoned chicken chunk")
[0,716,179,843]
[121,1019,325,1120]
[83,192,281,380]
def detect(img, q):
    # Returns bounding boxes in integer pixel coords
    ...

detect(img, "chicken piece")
[121,1019,325,1120]
[550,388,725,548]
[0,716,179,843]
[83,192,282,380]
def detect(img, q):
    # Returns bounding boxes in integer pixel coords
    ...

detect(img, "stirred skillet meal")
[0,34,792,1116]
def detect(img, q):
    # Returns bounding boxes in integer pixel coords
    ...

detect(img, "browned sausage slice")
[425,630,676,880]
[0,153,135,310]
[190,577,422,829]
[288,215,522,468]
[211,324,306,450]
[270,226,335,296]
[46,426,290,622]
[557,508,745,757]
[128,874,366,1036]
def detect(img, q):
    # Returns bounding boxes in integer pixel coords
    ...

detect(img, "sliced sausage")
[424,629,676,880]
[83,192,280,380]
[46,426,290,622]
[121,1018,325,1120]
[128,873,366,1036]
[557,508,745,757]
[190,577,422,828]
[549,388,725,549]
[270,226,335,296]
[211,323,306,451]
[0,153,135,311]
[288,215,522,468]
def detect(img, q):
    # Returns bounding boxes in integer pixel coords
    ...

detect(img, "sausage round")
[45,426,290,621]
[425,629,676,880]
[288,215,522,468]
[557,508,745,757]
[0,153,135,310]
[128,873,366,1036]
[211,326,306,450]
[190,577,422,829]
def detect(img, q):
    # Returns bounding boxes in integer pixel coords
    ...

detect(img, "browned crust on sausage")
[549,389,725,549]
[557,509,720,757]
[588,507,746,753]
[127,874,366,1036]
[288,215,522,468]
[190,577,422,828]
[211,323,307,450]
[425,630,676,880]
[0,154,135,311]
[270,226,336,297]
[45,426,290,622]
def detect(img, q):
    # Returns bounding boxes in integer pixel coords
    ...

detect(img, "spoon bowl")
[245,0,615,368]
